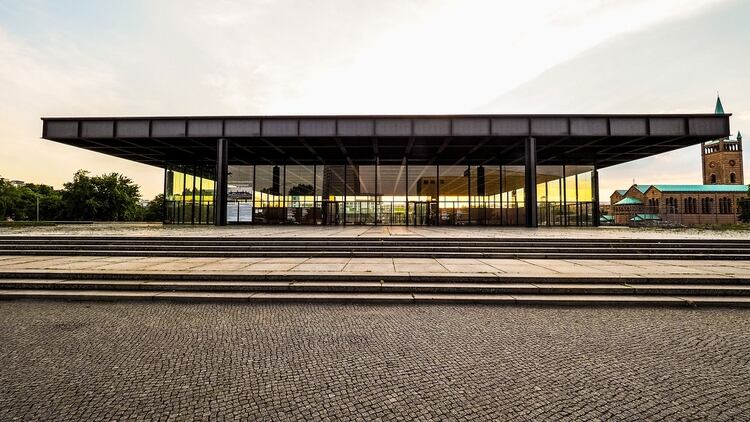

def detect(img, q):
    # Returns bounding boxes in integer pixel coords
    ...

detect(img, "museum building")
[41,113,731,227]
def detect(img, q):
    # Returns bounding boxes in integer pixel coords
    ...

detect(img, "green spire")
[738,131,742,141]
[715,95,725,114]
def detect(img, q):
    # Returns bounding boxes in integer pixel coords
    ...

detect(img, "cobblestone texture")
[1,301,749,421]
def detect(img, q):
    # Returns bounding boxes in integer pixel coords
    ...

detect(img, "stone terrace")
[1,255,750,278]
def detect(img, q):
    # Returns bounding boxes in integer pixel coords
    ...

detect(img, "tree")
[61,170,142,221]
[0,180,62,221]
[288,184,314,195]
[142,194,165,222]
[61,170,99,220]
[0,179,22,220]
[92,172,142,221]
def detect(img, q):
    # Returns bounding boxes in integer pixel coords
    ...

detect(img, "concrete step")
[1,289,749,306]
[2,236,748,259]
[1,271,749,285]
[3,244,748,254]
[2,279,750,296]
[2,235,749,244]
[1,250,748,260]
[4,241,749,248]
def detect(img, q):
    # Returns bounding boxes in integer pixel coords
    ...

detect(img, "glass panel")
[201,172,215,225]
[378,164,407,225]
[470,165,501,225]
[254,165,284,223]
[501,166,525,226]
[320,165,346,225]
[564,165,594,226]
[285,165,316,224]
[439,164,469,225]
[184,172,195,224]
[346,165,376,225]
[164,166,215,225]
[537,166,563,226]
[227,165,253,223]
[313,165,324,224]
[165,169,180,224]
[408,165,437,225]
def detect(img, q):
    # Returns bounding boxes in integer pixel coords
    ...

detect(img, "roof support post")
[592,164,600,227]
[524,137,538,228]
[214,138,229,226]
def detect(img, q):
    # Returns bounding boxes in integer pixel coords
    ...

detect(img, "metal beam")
[524,137,537,228]
[592,165,600,227]
[214,138,228,226]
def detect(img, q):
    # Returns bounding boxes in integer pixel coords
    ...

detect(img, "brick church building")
[608,96,748,225]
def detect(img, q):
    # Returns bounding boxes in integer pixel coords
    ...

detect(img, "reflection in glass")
[378,164,406,225]
[285,165,316,224]
[502,166,525,226]
[165,165,215,225]
[470,165,501,225]
[439,165,469,225]
[165,161,595,227]
[407,165,437,225]
[227,165,253,223]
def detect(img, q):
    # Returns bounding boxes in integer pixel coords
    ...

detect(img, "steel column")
[524,137,538,228]
[214,138,229,226]
[592,165,601,227]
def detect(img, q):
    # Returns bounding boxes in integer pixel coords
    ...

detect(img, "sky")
[0,0,747,199]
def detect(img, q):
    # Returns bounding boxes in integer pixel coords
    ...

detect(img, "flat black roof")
[41,113,731,169]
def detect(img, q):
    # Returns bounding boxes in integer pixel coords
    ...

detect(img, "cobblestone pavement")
[1,302,749,421]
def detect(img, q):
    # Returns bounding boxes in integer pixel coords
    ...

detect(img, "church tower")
[702,95,744,184]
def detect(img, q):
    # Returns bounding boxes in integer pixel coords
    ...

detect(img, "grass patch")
[691,223,750,231]
[0,221,57,227]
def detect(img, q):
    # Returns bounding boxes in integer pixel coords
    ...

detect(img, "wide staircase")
[0,236,749,306]
[1,236,750,259]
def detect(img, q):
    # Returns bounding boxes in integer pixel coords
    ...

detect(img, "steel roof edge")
[40,113,732,121]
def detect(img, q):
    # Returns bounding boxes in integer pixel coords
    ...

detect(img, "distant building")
[702,96,743,185]
[610,184,747,225]
[608,96,748,226]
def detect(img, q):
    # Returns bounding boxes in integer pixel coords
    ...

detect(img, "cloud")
[478,0,749,198]
[0,0,741,199]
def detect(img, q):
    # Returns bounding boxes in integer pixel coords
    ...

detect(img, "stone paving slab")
[512,294,687,305]
[679,296,750,305]
[1,256,749,280]
[0,289,156,299]
[250,292,415,302]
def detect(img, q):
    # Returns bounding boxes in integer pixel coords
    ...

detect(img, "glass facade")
[536,165,594,226]
[165,165,215,225]
[165,162,595,226]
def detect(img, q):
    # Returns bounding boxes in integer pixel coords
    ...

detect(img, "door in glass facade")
[408,165,437,226]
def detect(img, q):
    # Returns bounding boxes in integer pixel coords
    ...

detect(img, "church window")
[666,197,678,213]
[730,173,737,183]
[683,197,697,214]
[710,174,716,184]
[719,197,732,214]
